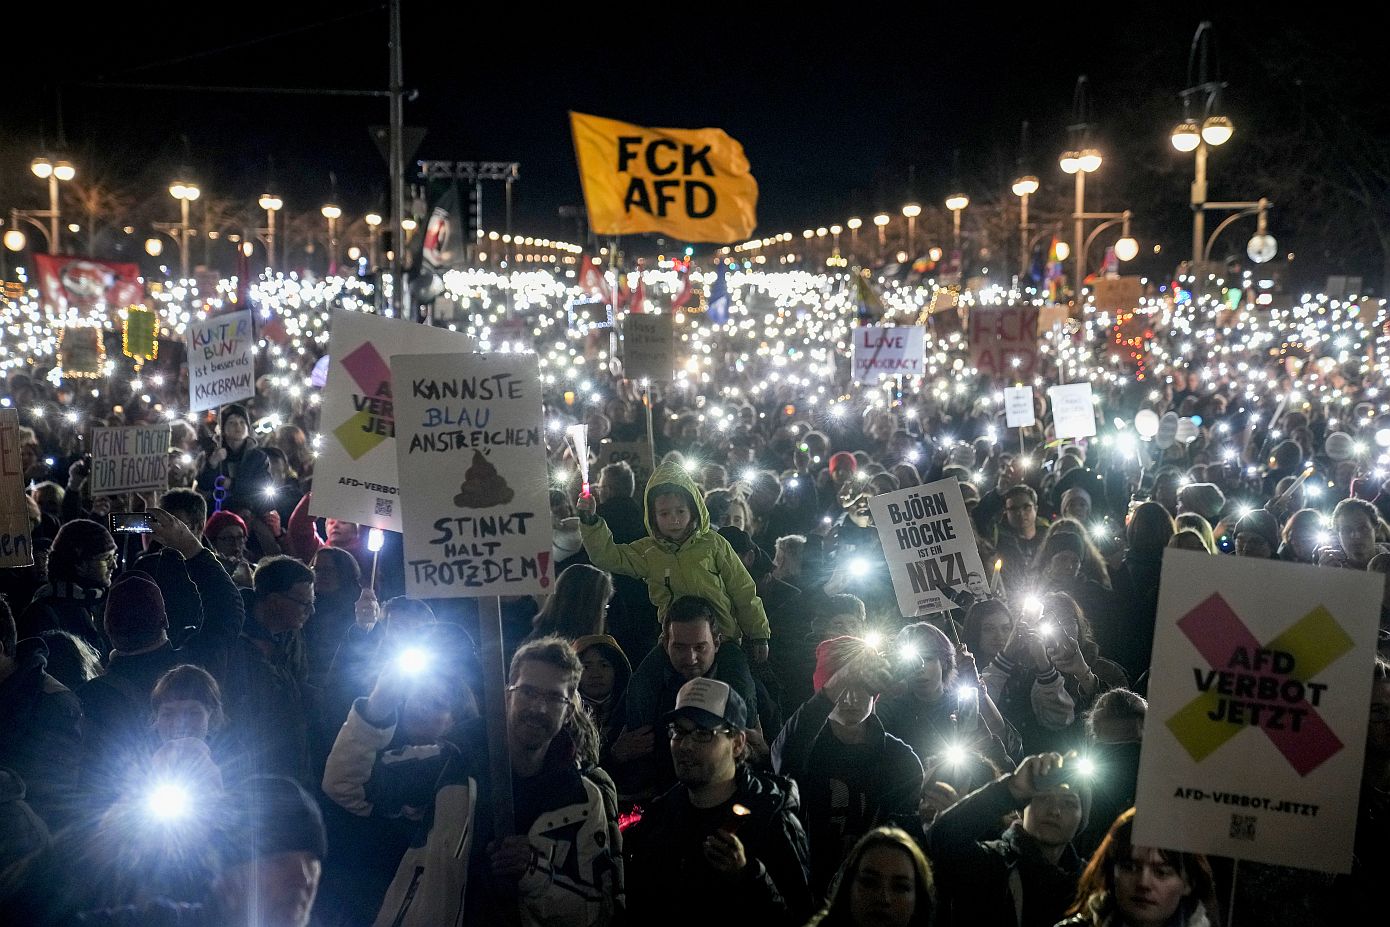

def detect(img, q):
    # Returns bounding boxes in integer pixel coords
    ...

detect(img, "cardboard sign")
[1133,549,1381,874]
[868,478,988,618]
[1091,275,1144,311]
[187,310,255,412]
[598,437,654,493]
[90,425,171,495]
[969,305,1040,379]
[852,325,926,382]
[1003,386,1036,428]
[623,314,676,383]
[58,325,106,379]
[312,310,476,531]
[0,409,33,568]
[1036,304,1071,334]
[393,351,553,598]
[1048,382,1097,440]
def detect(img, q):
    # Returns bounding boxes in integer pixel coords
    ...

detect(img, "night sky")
[4,3,1385,283]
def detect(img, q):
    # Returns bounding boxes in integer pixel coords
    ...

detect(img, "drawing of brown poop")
[454,450,515,508]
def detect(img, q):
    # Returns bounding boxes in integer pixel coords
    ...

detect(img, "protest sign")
[599,437,654,491]
[570,111,758,243]
[852,325,926,382]
[969,305,1041,379]
[1003,386,1036,428]
[1133,549,1380,873]
[34,254,143,315]
[90,425,170,495]
[623,313,676,382]
[868,478,988,618]
[1091,275,1144,311]
[58,325,105,378]
[312,310,476,531]
[393,352,553,598]
[1048,382,1097,439]
[187,310,254,412]
[0,409,33,568]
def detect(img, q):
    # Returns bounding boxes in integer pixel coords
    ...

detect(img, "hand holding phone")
[109,512,154,534]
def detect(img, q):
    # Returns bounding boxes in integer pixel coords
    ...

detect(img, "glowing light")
[368,528,385,553]
[397,647,430,675]
[146,782,192,821]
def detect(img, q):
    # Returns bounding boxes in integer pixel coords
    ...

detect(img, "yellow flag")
[570,111,758,243]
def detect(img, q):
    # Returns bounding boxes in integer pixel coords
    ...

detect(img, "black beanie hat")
[219,776,326,867]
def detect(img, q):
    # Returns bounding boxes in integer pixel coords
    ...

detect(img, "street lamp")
[364,212,383,270]
[846,217,862,260]
[829,223,843,255]
[258,193,282,271]
[901,204,921,255]
[165,179,201,280]
[1060,76,1105,289]
[1012,175,1039,278]
[1173,21,1235,271]
[28,156,76,255]
[321,204,342,275]
[873,213,890,259]
[944,194,968,253]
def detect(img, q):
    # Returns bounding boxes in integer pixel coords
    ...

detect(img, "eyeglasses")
[91,551,119,565]
[506,683,572,710]
[667,724,734,744]
[278,592,315,612]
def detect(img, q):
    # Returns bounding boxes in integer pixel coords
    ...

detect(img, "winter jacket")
[926,779,1084,927]
[1055,901,1213,927]
[197,437,272,516]
[877,686,1021,771]
[623,764,813,927]
[770,691,923,893]
[580,461,771,641]
[19,581,109,658]
[323,704,623,927]
[0,638,83,829]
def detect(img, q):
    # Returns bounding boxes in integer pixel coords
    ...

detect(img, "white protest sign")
[0,409,33,568]
[868,478,988,617]
[90,425,171,495]
[852,325,926,382]
[393,351,553,598]
[1003,386,1036,428]
[311,310,475,531]
[187,310,255,412]
[1133,549,1380,874]
[1047,382,1097,439]
[623,314,676,383]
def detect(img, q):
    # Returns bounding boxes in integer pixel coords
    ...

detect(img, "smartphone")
[109,512,154,534]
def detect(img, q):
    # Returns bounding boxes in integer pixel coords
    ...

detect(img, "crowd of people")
[1,273,1389,927]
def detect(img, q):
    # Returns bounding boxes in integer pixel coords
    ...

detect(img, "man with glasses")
[624,677,811,927]
[324,636,622,926]
[995,484,1047,587]
[203,555,316,782]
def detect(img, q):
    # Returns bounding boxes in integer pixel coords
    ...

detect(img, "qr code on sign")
[1229,815,1256,841]
[374,498,393,518]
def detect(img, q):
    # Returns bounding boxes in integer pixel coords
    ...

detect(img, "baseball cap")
[661,677,748,731]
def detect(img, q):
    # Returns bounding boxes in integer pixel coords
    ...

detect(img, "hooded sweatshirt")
[579,460,771,641]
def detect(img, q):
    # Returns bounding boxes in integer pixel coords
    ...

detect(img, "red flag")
[34,254,143,315]
[577,255,611,302]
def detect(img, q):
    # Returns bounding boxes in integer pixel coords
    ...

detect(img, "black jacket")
[624,764,813,927]
[771,692,923,894]
[18,581,109,658]
[0,638,83,829]
[926,779,1084,927]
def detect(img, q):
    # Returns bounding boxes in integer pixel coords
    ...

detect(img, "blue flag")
[707,260,729,324]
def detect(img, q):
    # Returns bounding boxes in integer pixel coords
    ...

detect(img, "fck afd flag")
[570,111,758,243]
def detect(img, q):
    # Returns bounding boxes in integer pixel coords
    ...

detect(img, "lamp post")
[28,157,76,256]
[167,180,201,280]
[364,212,383,270]
[830,224,843,256]
[321,204,343,275]
[901,204,921,256]
[944,193,969,253]
[872,213,890,260]
[1012,175,1039,278]
[846,217,862,261]
[1172,21,1234,274]
[257,193,282,271]
[1060,76,1103,290]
